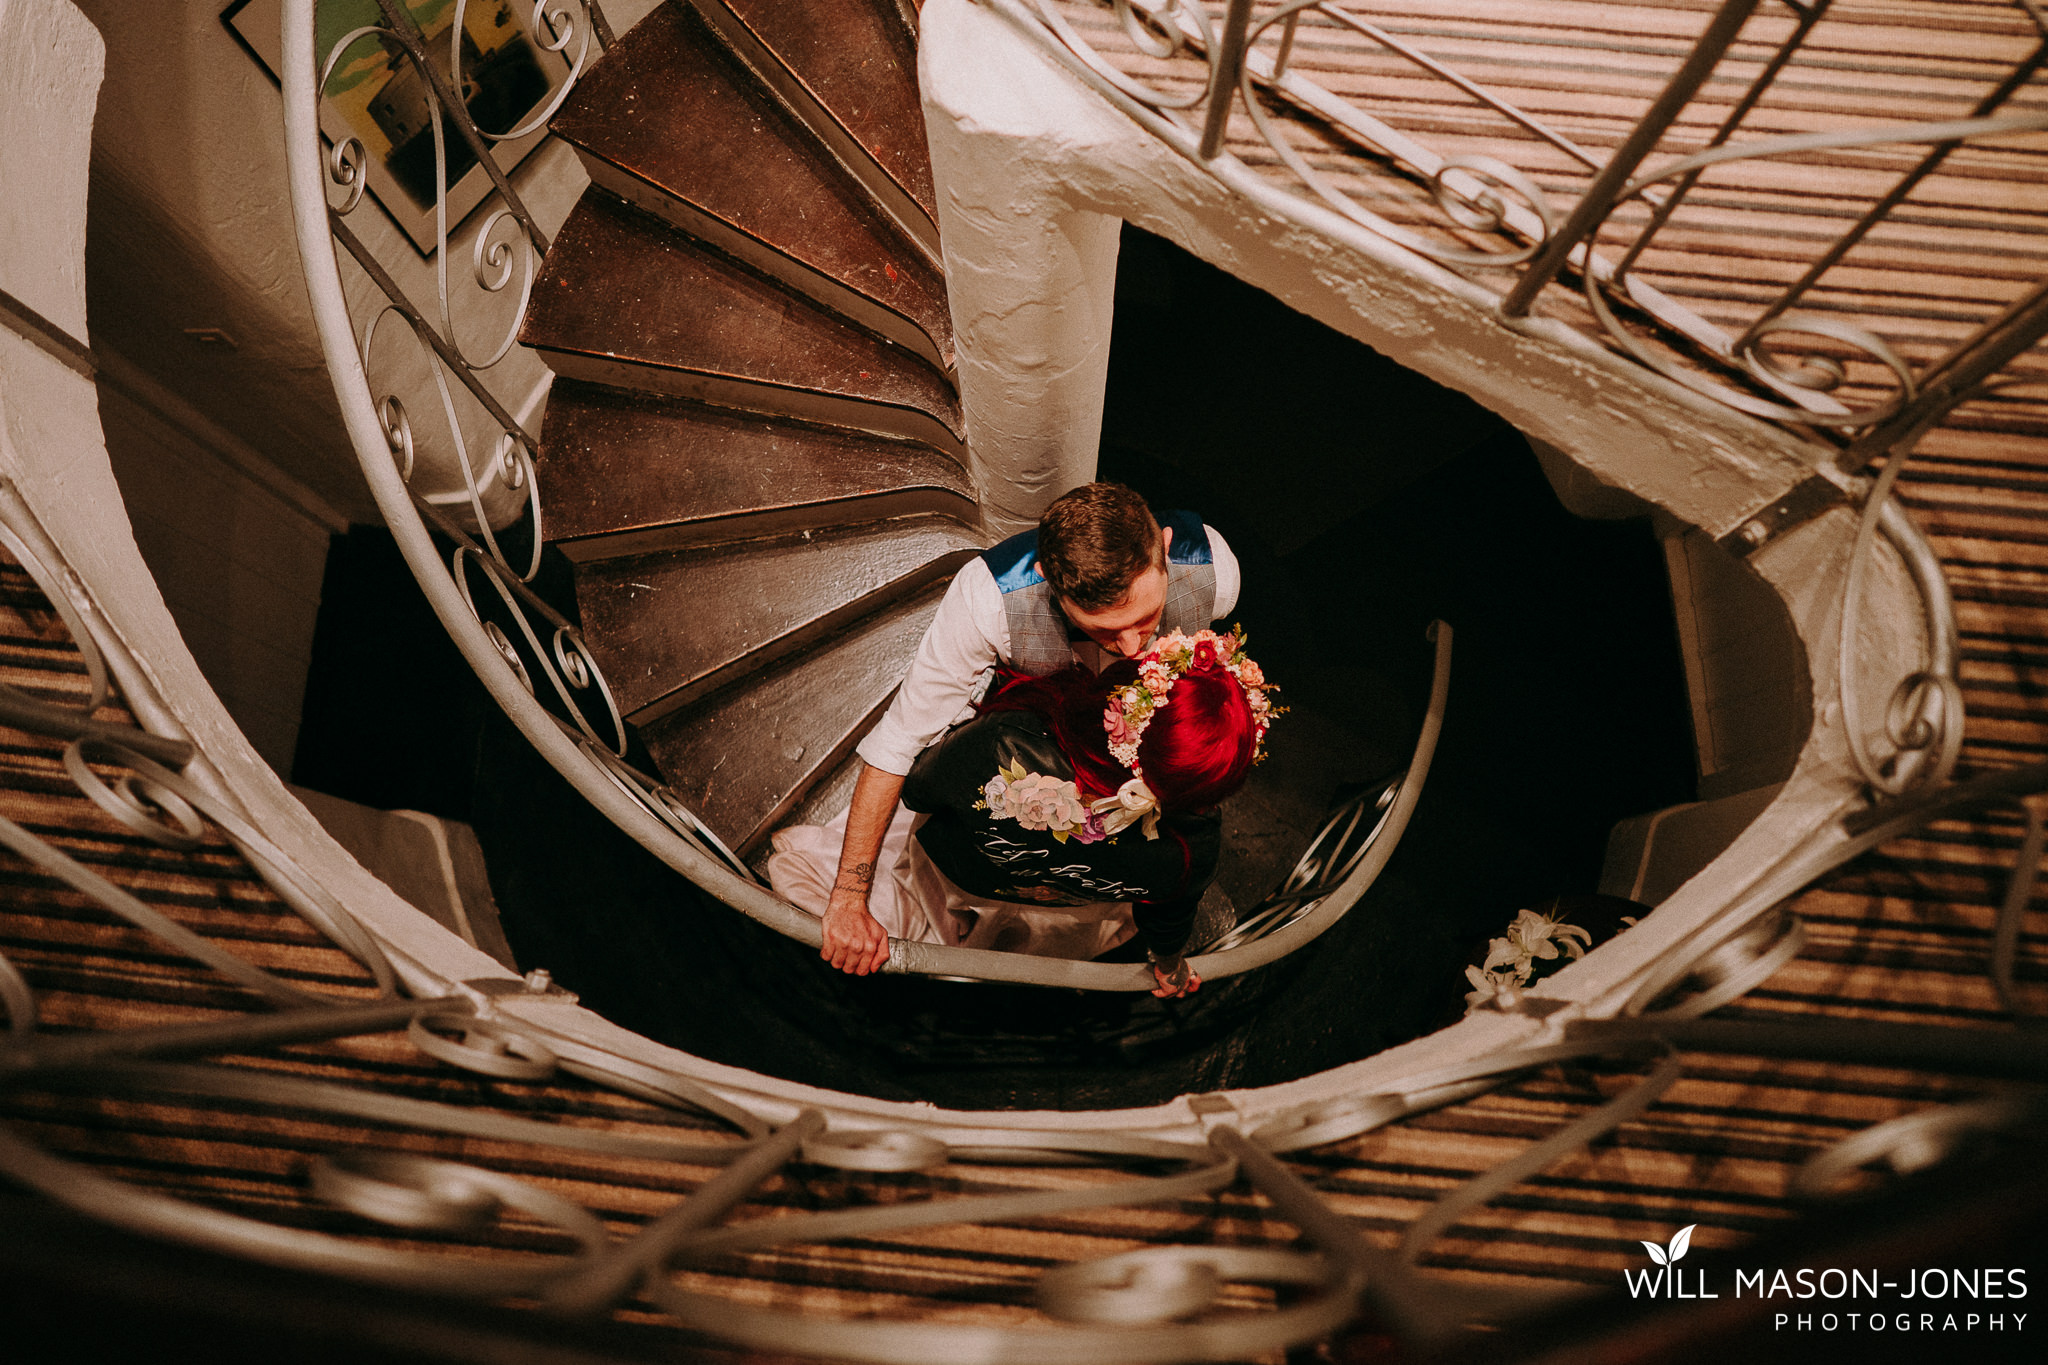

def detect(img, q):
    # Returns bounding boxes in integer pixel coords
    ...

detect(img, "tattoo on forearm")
[835,860,877,890]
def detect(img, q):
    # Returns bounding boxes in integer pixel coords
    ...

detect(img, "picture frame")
[224,0,573,255]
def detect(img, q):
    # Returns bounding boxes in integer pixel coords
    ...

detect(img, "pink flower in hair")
[1100,623,1280,770]
[1103,703,1134,749]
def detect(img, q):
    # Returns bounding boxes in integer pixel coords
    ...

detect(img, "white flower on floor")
[1483,936,1523,972]
[1464,907,1592,1013]
[1464,963,1524,1011]
[1503,907,1590,967]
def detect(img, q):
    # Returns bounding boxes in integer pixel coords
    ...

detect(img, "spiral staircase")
[7,0,2048,1360]
[517,0,981,856]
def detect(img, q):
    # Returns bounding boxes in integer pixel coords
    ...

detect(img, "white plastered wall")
[922,0,1828,538]
[0,0,513,998]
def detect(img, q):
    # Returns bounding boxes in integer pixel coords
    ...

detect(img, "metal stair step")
[521,195,962,458]
[553,1,952,372]
[538,380,974,561]
[639,581,946,853]
[775,745,864,839]
[689,0,939,261]
[576,514,982,723]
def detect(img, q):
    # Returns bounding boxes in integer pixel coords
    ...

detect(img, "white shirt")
[855,524,1241,776]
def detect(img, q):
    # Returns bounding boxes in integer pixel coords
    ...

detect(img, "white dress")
[767,804,1137,961]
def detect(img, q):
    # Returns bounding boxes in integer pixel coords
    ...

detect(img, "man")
[821,482,1241,993]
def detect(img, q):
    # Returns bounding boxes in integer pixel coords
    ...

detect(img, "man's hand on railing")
[823,884,891,975]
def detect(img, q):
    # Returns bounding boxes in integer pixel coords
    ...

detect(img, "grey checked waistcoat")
[981,508,1218,676]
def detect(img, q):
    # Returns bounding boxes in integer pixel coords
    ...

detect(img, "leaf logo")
[1639,1223,1695,1266]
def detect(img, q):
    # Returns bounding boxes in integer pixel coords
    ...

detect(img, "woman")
[769,628,1275,997]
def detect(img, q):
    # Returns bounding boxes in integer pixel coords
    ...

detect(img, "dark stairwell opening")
[1097,223,1700,919]
[289,226,1703,1112]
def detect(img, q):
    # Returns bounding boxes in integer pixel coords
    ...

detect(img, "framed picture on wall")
[224,0,574,255]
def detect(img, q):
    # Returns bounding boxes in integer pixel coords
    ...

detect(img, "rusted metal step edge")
[773,747,864,843]
[523,196,962,459]
[686,0,941,264]
[553,1,952,370]
[578,154,951,374]
[575,514,982,723]
[538,380,974,561]
[533,346,964,463]
[641,581,945,852]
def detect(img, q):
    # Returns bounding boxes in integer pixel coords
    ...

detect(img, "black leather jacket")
[903,711,1216,957]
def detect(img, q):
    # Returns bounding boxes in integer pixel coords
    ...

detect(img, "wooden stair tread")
[522,196,962,457]
[576,515,981,722]
[694,0,940,256]
[539,381,973,559]
[640,582,945,852]
[554,2,952,370]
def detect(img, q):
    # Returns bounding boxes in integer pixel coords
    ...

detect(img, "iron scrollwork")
[1008,0,2048,488]
[303,1,758,892]
[1,474,2045,1356]
[56,1,1992,1355]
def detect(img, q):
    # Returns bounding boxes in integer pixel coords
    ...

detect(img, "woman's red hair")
[979,654,1257,814]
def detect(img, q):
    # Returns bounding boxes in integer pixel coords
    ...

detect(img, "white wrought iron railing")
[280,0,1461,988]
[272,0,2033,989]
[1020,0,2048,441]
[5,2,2048,1358]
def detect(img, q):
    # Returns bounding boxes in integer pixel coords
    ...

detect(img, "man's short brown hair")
[1037,482,1163,611]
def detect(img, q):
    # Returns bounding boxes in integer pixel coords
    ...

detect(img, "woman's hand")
[1148,951,1200,998]
[823,884,891,975]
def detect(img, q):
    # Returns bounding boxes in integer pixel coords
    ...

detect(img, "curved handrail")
[1197,618,1451,973]
[281,2,837,941]
[9,424,2039,1349]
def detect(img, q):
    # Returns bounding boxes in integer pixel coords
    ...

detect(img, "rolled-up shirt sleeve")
[1207,523,1240,621]
[854,558,1008,777]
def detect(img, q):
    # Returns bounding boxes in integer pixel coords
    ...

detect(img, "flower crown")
[1102,627,1276,771]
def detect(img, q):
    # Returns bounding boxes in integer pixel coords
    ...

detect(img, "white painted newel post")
[920,0,1125,536]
